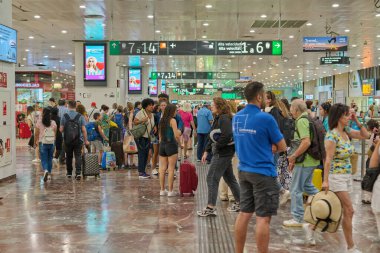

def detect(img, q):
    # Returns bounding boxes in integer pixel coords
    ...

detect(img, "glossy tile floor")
[0,143,379,253]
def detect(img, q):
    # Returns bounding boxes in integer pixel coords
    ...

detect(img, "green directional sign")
[272,40,282,55]
[110,41,121,55]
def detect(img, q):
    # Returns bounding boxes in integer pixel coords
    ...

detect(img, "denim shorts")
[239,171,280,217]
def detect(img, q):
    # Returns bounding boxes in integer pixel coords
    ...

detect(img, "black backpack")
[297,115,326,161]
[63,113,81,145]
[269,107,294,146]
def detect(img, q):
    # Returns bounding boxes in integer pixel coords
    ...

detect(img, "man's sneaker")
[347,247,362,253]
[152,168,159,176]
[160,190,168,196]
[32,159,41,163]
[280,190,291,206]
[227,202,240,212]
[283,219,303,227]
[75,175,81,181]
[139,173,151,179]
[197,207,217,217]
[303,224,316,246]
[43,171,49,182]
[167,191,177,197]
[66,174,72,179]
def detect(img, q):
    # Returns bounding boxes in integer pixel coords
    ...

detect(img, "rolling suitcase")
[111,141,124,169]
[82,148,100,178]
[179,161,198,197]
[109,127,122,145]
[101,151,117,171]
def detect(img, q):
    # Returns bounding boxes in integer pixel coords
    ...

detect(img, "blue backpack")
[86,122,100,141]
[114,113,124,130]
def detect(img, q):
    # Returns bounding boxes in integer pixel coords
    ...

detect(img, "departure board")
[150,72,240,80]
[110,40,282,56]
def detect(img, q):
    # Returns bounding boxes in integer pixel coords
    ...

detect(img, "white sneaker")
[283,219,303,227]
[303,224,316,246]
[152,168,159,176]
[160,190,168,196]
[280,190,291,206]
[167,191,177,197]
[32,159,41,163]
[347,247,362,253]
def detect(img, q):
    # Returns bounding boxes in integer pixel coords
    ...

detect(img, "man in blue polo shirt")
[233,82,287,253]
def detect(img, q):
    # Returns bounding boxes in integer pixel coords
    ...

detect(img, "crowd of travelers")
[19,81,380,253]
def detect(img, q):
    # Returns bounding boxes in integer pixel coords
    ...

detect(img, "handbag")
[361,167,380,192]
[130,123,147,139]
[350,152,358,175]
[123,133,138,154]
[288,139,307,163]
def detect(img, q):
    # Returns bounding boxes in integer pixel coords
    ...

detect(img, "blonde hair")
[183,103,192,112]
[227,100,237,114]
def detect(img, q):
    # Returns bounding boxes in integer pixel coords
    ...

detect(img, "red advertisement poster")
[67,92,75,100]
[0,72,7,88]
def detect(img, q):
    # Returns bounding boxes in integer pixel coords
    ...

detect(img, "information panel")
[320,56,350,65]
[303,36,348,52]
[151,72,240,80]
[110,40,282,56]
[128,68,142,94]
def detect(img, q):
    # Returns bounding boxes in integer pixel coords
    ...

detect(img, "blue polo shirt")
[197,107,213,134]
[233,104,283,177]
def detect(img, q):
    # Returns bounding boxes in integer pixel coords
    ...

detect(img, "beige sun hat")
[304,191,343,233]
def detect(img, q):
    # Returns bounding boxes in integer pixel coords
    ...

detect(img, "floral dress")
[325,129,355,174]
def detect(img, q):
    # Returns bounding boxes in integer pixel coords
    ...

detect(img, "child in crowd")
[92,112,109,165]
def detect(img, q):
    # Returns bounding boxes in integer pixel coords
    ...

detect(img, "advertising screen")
[128,68,142,94]
[0,24,17,64]
[148,79,158,96]
[84,44,106,81]
[362,79,375,96]
[303,36,348,52]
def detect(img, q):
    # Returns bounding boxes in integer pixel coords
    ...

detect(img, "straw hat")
[304,191,342,233]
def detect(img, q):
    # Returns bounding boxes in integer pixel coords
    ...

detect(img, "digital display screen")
[0,24,17,64]
[84,43,107,81]
[320,56,350,65]
[128,68,142,94]
[305,94,314,100]
[161,80,166,94]
[303,36,348,52]
[149,79,158,96]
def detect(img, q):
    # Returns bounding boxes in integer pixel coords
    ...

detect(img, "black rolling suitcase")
[111,141,124,169]
[82,147,100,178]
[109,127,122,145]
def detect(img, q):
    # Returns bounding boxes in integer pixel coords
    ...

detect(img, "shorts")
[159,141,178,157]
[239,171,279,217]
[91,140,103,152]
[182,127,191,142]
[329,174,353,192]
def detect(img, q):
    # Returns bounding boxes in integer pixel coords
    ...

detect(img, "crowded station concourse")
[1,0,380,252]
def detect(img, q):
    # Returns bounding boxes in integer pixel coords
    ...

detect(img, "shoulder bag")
[129,110,148,139]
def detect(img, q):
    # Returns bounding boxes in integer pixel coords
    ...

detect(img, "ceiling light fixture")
[28,36,34,39]
[205,4,212,8]
[376,13,380,17]
[289,35,294,39]
[34,15,41,19]
[72,64,75,67]
[25,49,30,52]
[352,44,357,47]
[377,35,380,38]
[68,52,72,55]
[22,58,26,60]
[147,15,154,19]
[102,24,106,27]
[259,57,263,60]
[332,3,339,8]
[345,29,350,33]
[306,23,312,26]
[59,60,63,63]
[260,14,267,18]
[155,30,160,33]
[202,35,207,39]
[203,23,209,26]
[44,55,48,58]
[61,30,67,34]
[20,65,24,67]
[250,29,255,33]
[51,45,56,48]
[79,5,86,9]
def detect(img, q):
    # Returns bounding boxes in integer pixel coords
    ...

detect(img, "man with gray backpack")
[60,100,90,180]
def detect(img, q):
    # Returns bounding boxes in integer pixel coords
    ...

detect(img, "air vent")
[34,63,46,67]
[242,35,255,38]
[84,14,105,19]
[251,20,308,29]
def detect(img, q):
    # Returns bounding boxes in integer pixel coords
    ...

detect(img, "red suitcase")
[179,161,198,197]
[19,122,32,139]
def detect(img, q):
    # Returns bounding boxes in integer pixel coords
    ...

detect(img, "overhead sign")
[150,72,240,80]
[110,40,282,56]
[303,36,348,52]
[362,79,375,96]
[320,56,350,65]
[0,72,7,88]
[172,88,217,96]
[15,83,40,88]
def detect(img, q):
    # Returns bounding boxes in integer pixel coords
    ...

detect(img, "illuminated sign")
[84,43,107,81]
[320,56,350,65]
[303,36,348,52]
[362,79,375,96]
[151,72,240,80]
[15,83,40,88]
[128,68,142,94]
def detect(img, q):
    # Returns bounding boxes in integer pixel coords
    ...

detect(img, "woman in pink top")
[179,103,197,159]
[35,107,57,182]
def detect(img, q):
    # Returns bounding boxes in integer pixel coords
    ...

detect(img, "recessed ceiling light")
[28,36,34,39]
[61,30,67,34]
[44,55,48,58]
[361,61,364,63]
[72,64,75,67]
[202,35,207,39]
[249,29,255,33]
[306,23,312,26]
[68,52,72,55]
[102,24,106,27]
[53,66,57,69]
[259,57,263,60]
[79,5,86,9]
[260,14,267,18]
[352,44,357,47]
[293,54,298,57]
[39,62,43,64]
[34,15,41,19]
[205,4,212,8]
[377,35,380,38]
[51,45,56,48]
[332,3,339,8]
[22,58,26,60]
[147,15,154,19]
[59,60,63,63]
[253,62,256,64]
[25,49,30,52]
[146,62,150,64]
[378,48,380,50]
[65,69,68,72]
[155,30,160,33]
[20,65,24,67]
[203,23,209,26]
[344,29,350,33]
[376,13,380,17]
[357,54,361,57]
[141,57,145,60]
[289,35,294,39]
[284,59,288,62]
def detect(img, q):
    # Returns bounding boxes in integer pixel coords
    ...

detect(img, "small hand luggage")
[179,161,198,197]
[312,168,323,191]
[109,127,122,145]
[111,141,124,169]
[82,147,100,179]
[101,151,117,171]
